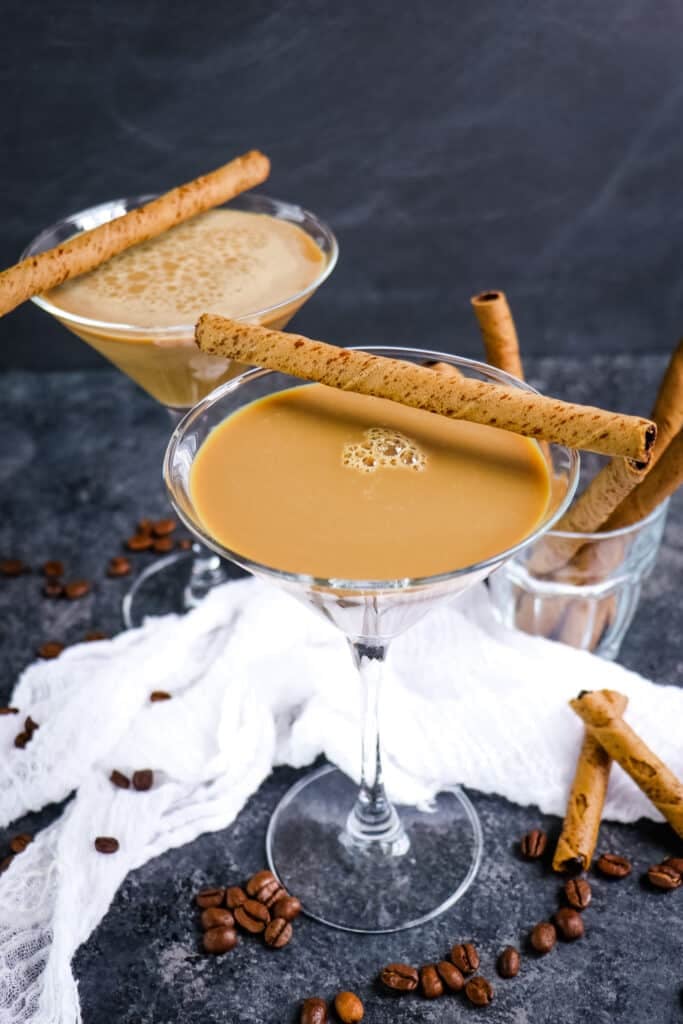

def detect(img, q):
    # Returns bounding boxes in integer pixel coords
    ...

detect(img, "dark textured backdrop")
[3,0,683,369]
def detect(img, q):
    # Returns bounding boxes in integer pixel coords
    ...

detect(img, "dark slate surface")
[0,360,682,1023]
[4,0,683,369]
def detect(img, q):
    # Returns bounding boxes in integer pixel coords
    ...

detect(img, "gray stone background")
[3,0,683,368]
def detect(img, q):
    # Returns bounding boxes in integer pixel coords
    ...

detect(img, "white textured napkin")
[1,577,682,1023]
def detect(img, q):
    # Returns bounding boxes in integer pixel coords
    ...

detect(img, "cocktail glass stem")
[184,542,226,608]
[342,641,409,855]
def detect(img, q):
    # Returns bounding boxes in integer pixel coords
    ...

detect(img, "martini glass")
[22,193,338,627]
[164,349,580,933]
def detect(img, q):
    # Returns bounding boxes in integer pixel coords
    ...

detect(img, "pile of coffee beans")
[300,991,365,1023]
[0,831,32,875]
[123,517,191,557]
[195,869,302,956]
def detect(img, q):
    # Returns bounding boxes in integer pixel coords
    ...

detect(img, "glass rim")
[21,192,339,336]
[546,495,669,542]
[163,347,582,593]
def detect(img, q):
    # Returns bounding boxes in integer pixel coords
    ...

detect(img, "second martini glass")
[164,348,580,933]
[22,193,338,628]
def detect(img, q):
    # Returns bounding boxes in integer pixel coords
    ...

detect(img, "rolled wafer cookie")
[570,689,683,838]
[0,150,270,318]
[470,290,524,380]
[605,428,683,531]
[195,315,656,460]
[649,339,683,467]
[553,692,628,872]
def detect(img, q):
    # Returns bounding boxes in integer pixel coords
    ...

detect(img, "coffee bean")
[200,907,235,931]
[234,898,270,933]
[334,991,364,1022]
[132,769,154,791]
[42,560,64,578]
[530,922,556,954]
[0,855,14,874]
[553,908,585,941]
[152,537,175,554]
[14,731,29,749]
[435,960,464,992]
[107,556,132,578]
[300,997,328,1024]
[110,770,130,789]
[564,877,592,910]
[264,917,293,949]
[94,836,119,854]
[419,964,444,999]
[25,716,39,736]
[137,518,154,535]
[225,886,247,909]
[84,631,108,642]
[246,869,277,897]
[450,942,479,974]
[195,887,225,909]
[497,946,521,978]
[37,641,64,659]
[380,963,419,992]
[664,856,683,874]
[596,852,632,879]
[251,875,281,905]
[64,580,91,600]
[1,559,26,577]
[178,538,193,551]
[126,534,153,552]
[465,976,494,1007]
[520,828,547,859]
[272,895,301,921]
[0,707,19,715]
[42,580,64,598]
[9,833,32,854]
[647,863,682,890]
[152,518,177,537]
[202,926,238,954]
[149,690,172,702]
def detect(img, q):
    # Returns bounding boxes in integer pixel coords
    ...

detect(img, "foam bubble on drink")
[342,427,427,473]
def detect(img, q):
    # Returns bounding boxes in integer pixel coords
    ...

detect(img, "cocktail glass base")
[266,763,483,934]
[122,544,228,628]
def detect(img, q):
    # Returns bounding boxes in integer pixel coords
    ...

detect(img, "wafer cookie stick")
[0,150,270,318]
[195,315,656,459]
[649,340,683,467]
[570,689,683,837]
[553,690,629,872]
[605,428,683,530]
[471,290,524,380]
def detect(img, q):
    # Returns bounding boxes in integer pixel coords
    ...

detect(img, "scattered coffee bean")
[178,538,193,551]
[110,770,130,789]
[138,518,154,535]
[226,886,247,909]
[647,863,682,890]
[37,641,64,659]
[9,833,32,854]
[497,946,521,978]
[0,707,19,715]
[465,976,494,1007]
[195,887,225,909]
[42,580,64,598]
[0,855,14,874]
[435,960,464,992]
[152,518,177,537]
[64,580,91,600]
[107,556,132,577]
[94,836,119,854]
[264,916,293,949]
[126,534,153,552]
[234,898,270,933]
[153,537,174,554]
[664,856,683,874]
[202,926,238,954]
[564,877,592,910]
[300,997,328,1024]
[450,942,479,974]
[251,875,281,905]
[530,922,556,954]
[596,852,632,879]
[200,907,235,931]
[246,869,276,897]
[84,630,108,642]
[1,558,26,577]
[132,769,154,792]
[25,716,39,736]
[42,560,64,578]
[380,963,419,993]
[272,894,301,921]
[149,690,172,702]
[553,908,585,941]
[419,964,444,999]
[14,731,29,749]
[520,828,547,860]
[334,991,364,1022]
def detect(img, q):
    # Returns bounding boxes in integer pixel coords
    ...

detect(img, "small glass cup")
[488,500,669,660]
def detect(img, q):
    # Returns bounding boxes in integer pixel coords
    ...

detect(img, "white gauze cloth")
[1,577,682,1023]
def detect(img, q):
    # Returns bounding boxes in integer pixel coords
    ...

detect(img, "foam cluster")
[342,427,427,473]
